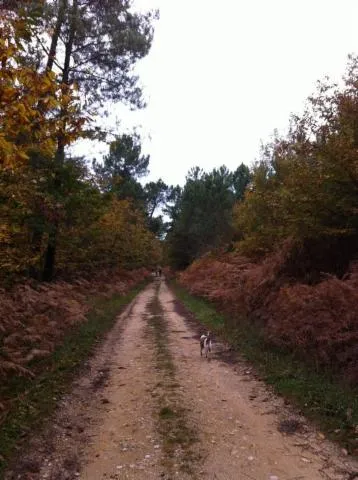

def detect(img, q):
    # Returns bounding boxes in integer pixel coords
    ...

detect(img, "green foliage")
[0,136,162,282]
[164,185,182,223]
[93,134,149,219]
[166,165,251,268]
[0,154,98,280]
[93,138,170,238]
[5,0,158,280]
[0,6,160,283]
[94,134,150,190]
[144,179,168,218]
[10,0,157,108]
[233,163,251,201]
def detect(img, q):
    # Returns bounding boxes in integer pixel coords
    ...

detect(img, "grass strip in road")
[147,286,200,476]
[0,282,147,478]
[171,281,358,454]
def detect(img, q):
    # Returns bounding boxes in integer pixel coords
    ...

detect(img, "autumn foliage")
[0,268,149,382]
[233,57,358,264]
[0,8,161,282]
[0,3,161,408]
[0,12,84,167]
[179,247,358,384]
[0,8,87,280]
[178,57,358,386]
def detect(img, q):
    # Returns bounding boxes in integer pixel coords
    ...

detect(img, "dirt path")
[6,280,358,480]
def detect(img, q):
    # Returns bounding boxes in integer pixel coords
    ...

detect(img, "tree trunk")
[42,0,78,281]
[30,0,67,280]
[42,230,57,281]
[29,229,44,280]
[46,0,68,72]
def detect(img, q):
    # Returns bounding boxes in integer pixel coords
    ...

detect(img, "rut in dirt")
[5,279,358,480]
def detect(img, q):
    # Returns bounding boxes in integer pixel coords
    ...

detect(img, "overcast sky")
[74,0,358,186]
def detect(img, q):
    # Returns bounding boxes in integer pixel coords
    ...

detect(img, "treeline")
[234,55,358,279]
[165,164,251,268]
[167,56,358,280]
[175,56,358,391]
[0,1,163,284]
[4,1,358,286]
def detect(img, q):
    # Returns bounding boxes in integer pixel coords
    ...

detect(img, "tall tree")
[0,8,83,168]
[95,135,149,183]
[234,55,358,274]
[164,185,182,225]
[232,163,251,201]
[8,1,156,108]
[0,7,85,281]
[94,141,170,237]
[166,166,237,268]
[144,179,168,219]
[8,0,157,279]
[93,134,149,204]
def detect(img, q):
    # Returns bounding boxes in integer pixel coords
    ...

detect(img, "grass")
[147,286,199,475]
[172,281,358,454]
[172,286,226,330]
[0,282,146,478]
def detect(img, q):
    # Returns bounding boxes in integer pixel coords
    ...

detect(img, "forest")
[2,0,358,443]
[177,57,358,387]
[0,1,166,388]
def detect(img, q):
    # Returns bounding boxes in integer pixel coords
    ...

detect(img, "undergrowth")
[172,281,358,455]
[0,283,146,478]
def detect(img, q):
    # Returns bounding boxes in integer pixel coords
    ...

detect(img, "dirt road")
[7,280,358,480]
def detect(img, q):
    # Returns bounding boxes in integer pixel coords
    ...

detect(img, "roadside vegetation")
[0,3,161,471]
[0,278,148,477]
[162,55,358,455]
[172,281,358,453]
[3,0,358,470]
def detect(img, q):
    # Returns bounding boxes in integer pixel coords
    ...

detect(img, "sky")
[73,0,358,186]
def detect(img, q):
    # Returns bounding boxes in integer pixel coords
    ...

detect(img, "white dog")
[200,331,212,358]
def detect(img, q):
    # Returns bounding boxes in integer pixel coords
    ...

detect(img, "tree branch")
[35,35,64,73]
